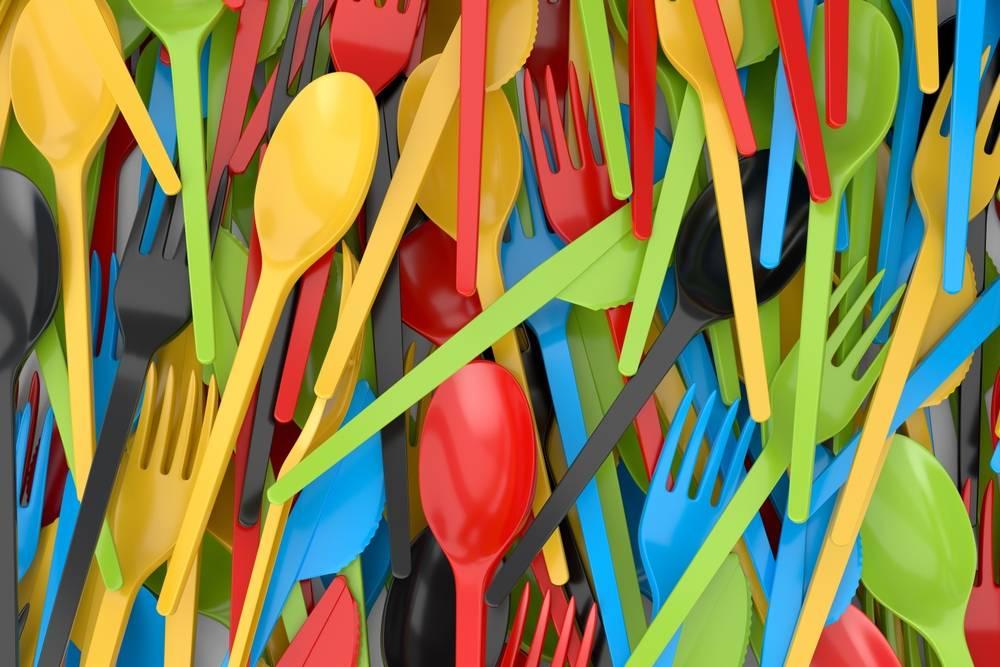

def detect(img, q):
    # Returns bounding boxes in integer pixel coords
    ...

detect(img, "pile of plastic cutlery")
[0,0,998,664]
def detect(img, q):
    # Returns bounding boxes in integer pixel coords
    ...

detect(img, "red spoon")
[419,361,537,667]
[811,606,900,666]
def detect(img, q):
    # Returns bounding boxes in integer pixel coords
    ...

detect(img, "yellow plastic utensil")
[654,0,771,422]
[399,55,569,585]
[788,66,1000,666]
[0,0,27,151]
[9,0,117,496]
[157,72,379,615]
[228,247,364,667]
[912,0,939,93]
[65,0,180,195]
[84,367,207,666]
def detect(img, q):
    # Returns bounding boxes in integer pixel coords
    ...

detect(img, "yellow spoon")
[157,72,379,615]
[788,65,1000,666]
[64,0,180,194]
[654,0,771,422]
[9,0,118,496]
[228,246,364,667]
[399,54,569,585]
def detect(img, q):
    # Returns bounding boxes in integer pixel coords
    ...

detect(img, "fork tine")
[498,582,532,667]
[132,364,159,460]
[696,399,741,502]
[675,392,717,494]
[524,590,552,667]
[976,75,1000,151]
[977,481,995,583]
[295,0,325,97]
[101,259,120,361]
[544,66,572,171]
[186,376,219,478]
[930,69,955,136]
[523,71,555,175]
[168,371,200,476]
[573,603,599,667]
[14,405,29,501]
[720,417,755,502]
[841,284,906,372]
[270,0,303,130]
[153,193,177,257]
[566,62,594,166]
[27,410,54,510]
[124,175,157,260]
[857,339,893,395]
[827,260,867,316]
[651,385,698,492]
[144,366,176,471]
[550,596,577,667]
[825,270,886,359]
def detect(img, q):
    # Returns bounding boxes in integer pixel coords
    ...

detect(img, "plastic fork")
[14,386,52,583]
[498,585,599,667]
[639,388,753,664]
[523,65,664,483]
[965,480,1000,660]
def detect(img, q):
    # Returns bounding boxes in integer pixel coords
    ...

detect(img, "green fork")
[628,262,904,664]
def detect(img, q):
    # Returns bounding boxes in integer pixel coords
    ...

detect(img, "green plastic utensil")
[788,1,899,521]
[861,435,976,667]
[106,0,149,56]
[574,0,631,199]
[126,0,225,365]
[675,554,751,666]
[268,191,645,503]
[738,0,778,67]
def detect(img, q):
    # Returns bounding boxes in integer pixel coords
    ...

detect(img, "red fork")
[965,480,1000,661]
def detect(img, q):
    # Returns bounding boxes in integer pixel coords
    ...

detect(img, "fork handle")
[36,351,149,667]
[83,584,141,667]
[0,372,18,666]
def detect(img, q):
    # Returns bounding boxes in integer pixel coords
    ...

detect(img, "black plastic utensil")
[382,529,509,667]
[37,177,193,667]
[0,168,59,663]
[486,152,811,606]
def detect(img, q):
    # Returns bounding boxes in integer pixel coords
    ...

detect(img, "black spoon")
[0,168,59,662]
[485,151,811,606]
[382,529,509,666]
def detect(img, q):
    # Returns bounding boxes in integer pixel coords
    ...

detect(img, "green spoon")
[126,0,224,365]
[788,1,899,522]
[106,0,148,56]
[861,435,976,667]
[675,554,751,666]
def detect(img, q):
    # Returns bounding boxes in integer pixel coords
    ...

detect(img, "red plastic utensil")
[456,0,489,296]
[329,0,424,97]
[965,480,1000,661]
[629,0,658,239]
[691,0,756,157]
[207,0,269,203]
[769,0,832,201]
[524,0,569,122]
[825,0,848,127]
[523,64,664,477]
[276,576,360,667]
[497,582,532,667]
[419,361,537,667]
[399,221,483,346]
[811,605,900,666]
[991,365,1000,448]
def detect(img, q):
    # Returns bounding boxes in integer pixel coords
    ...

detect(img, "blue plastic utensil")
[638,388,754,665]
[500,135,632,666]
[138,56,177,253]
[245,382,385,667]
[15,403,52,581]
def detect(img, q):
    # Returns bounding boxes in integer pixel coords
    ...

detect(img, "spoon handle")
[455,568,491,667]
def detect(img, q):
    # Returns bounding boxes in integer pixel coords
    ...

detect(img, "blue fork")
[639,387,755,665]
[500,133,634,665]
[15,400,52,581]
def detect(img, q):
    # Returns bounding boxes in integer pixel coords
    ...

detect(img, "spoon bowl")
[657,0,744,95]
[126,0,221,34]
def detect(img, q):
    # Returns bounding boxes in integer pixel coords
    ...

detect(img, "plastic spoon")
[125,0,224,364]
[158,73,379,614]
[787,2,899,521]
[0,169,59,664]
[419,361,536,666]
[9,0,117,516]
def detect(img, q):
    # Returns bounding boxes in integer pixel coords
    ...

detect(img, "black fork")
[37,174,197,667]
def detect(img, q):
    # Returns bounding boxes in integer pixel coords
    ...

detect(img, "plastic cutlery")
[914,0,940,92]
[965,480,1000,661]
[15,397,53,582]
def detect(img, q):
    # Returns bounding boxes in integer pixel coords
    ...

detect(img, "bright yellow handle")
[158,272,290,614]
[701,100,771,422]
[912,0,940,93]
[164,549,199,667]
[82,583,139,666]
[53,167,97,498]
[67,0,180,194]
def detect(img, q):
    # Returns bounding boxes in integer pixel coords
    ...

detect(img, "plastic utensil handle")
[760,515,807,666]
[943,0,987,294]
[52,169,98,500]
[787,196,840,522]
[455,0,487,296]
[536,327,633,666]
[575,0,632,199]
[629,0,658,239]
[170,42,216,365]
[692,0,756,156]
[309,25,460,402]
[268,202,636,503]
[158,274,290,615]
[455,567,491,667]
[483,308,705,607]
[912,0,939,92]
[702,100,770,422]
[786,235,942,664]
[620,94,704,376]
[163,549,199,667]
[67,0,180,194]
[83,582,142,666]
[0,376,18,665]
[825,0,848,127]
[35,351,147,667]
